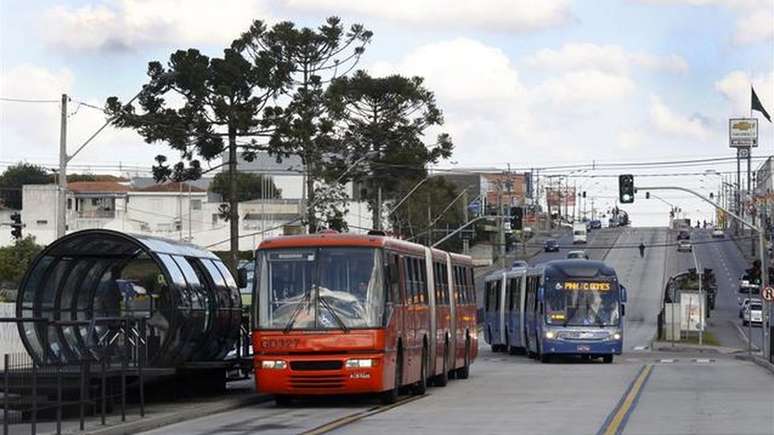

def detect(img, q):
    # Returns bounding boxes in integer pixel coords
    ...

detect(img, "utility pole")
[57,94,68,238]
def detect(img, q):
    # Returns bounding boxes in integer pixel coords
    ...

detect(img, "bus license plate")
[577,345,591,352]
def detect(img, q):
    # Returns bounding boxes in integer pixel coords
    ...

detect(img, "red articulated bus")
[251,232,478,404]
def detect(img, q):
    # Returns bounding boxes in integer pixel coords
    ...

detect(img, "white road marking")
[658,359,677,363]
[633,345,648,351]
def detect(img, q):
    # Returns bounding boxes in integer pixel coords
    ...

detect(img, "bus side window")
[507,279,514,311]
[514,277,521,311]
[387,253,400,304]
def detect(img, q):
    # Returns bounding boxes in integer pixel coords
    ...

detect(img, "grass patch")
[680,331,721,346]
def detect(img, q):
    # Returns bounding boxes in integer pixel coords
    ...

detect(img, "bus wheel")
[434,343,449,387]
[414,345,429,395]
[275,395,294,407]
[380,351,402,405]
[602,355,614,364]
[457,338,471,380]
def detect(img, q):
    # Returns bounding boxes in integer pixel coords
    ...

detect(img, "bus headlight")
[345,359,374,368]
[345,359,374,369]
[612,333,621,340]
[545,331,556,339]
[261,360,287,369]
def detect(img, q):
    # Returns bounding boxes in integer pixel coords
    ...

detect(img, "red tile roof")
[68,181,131,193]
[135,182,205,193]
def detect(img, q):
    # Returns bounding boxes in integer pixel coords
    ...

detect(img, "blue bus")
[483,266,528,354]
[525,260,626,363]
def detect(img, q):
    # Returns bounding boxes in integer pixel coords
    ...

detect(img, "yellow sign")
[732,121,754,131]
[563,281,611,291]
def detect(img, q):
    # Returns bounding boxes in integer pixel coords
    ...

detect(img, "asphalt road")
[136,226,774,435]
[664,228,765,351]
[605,227,669,352]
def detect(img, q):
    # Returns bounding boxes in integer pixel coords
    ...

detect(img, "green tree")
[0,236,43,286]
[326,70,453,229]
[0,163,50,209]
[233,17,372,232]
[209,171,281,202]
[106,20,291,272]
[392,177,464,251]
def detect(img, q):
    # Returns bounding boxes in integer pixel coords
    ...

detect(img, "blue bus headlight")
[545,331,556,339]
[613,332,621,340]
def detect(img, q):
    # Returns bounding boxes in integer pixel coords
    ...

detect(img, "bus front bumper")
[542,339,622,355]
[255,353,389,396]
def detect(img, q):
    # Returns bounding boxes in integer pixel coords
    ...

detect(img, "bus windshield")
[544,280,620,327]
[256,247,385,330]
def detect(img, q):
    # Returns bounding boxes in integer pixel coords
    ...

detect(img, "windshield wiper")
[283,286,314,334]
[318,295,350,333]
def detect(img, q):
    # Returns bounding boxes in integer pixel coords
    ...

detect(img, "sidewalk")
[16,379,272,435]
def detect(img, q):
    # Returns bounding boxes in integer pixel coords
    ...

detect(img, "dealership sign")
[729,118,758,148]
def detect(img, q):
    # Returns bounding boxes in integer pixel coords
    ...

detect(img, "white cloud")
[0,65,157,169]
[43,0,272,51]
[715,70,774,115]
[535,70,636,104]
[284,0,573,32]
[649,95,712,139]
[636,0,773,44]
[370,38,526,102]
[526,43,688,74]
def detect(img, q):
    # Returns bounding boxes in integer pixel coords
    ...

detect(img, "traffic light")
[510,207,523,230]
[582,191,586,198]
[645,192,650,199]
[618,174,634,204]
[10,212,22,240]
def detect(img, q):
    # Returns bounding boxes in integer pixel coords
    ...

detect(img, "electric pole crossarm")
[638,186,756,232]
[431,215,508,248]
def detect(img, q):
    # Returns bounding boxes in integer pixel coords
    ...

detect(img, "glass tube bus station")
[16,229,243,369]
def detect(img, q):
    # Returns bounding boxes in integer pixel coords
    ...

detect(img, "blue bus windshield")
[544,280,620,327]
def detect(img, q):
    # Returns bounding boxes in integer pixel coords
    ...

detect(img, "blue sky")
[1,0,772,225]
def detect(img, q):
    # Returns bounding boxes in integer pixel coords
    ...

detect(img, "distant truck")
[572,222,587,244]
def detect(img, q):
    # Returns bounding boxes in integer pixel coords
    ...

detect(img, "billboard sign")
[729,118,758,148]
[680,291,704,331]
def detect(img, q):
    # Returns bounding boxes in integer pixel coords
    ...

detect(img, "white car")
[566,250,590,260]
[738,298,762,318]
[677,240,692,252]
[711,228,724,238]
[742,302,763,326]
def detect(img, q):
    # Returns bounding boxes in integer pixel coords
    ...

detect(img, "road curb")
[650,341,741,355]
[734,354,774,376]
[66,394,273,435]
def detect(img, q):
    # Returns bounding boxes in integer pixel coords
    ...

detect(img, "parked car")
[711,228,724,238]
[677,230,690,240]
[677,240,692,252]
[566,250,589,260]
[588,220,602,230]
[544,239,560,252]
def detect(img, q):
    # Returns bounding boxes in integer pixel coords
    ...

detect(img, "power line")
[0,97,60,103]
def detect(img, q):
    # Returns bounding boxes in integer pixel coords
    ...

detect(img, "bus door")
[402,256,418,373]
[504,272,508,345]
[525,276,537,353]
[423,248,437,374]
[445,255,457,370]
[388,252,406,353]
[520,272,528,348]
